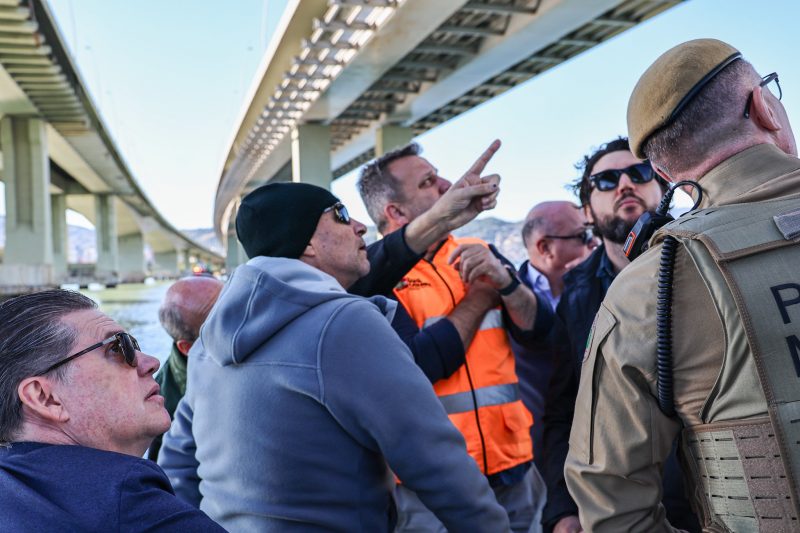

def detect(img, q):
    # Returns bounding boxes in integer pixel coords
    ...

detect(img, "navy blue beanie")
[236,182,339,259]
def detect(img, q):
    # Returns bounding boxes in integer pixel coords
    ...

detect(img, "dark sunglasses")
[324,202,350,225]
[544,227,595,246]
[42,332,140,375]
[589,162,655,192]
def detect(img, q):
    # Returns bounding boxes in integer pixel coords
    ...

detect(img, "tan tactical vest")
[654,196,800,532]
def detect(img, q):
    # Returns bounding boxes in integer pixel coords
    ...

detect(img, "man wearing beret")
[158,182,510,531]
[566,39,800,531]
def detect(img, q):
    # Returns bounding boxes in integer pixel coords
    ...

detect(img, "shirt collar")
[526,262,560,309]
[596,247,616,283]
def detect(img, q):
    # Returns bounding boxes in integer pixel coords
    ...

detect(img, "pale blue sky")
[2,0,799,229]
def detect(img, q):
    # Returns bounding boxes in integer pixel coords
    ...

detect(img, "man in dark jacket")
[159,183,510,531]
[540,138,699,533]
[0,290,224,532]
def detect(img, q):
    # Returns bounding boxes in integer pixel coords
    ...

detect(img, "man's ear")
[751,85,782,132]
[384,203,409,228]
[300,242,316,260]
[175,339,194,357]
[652,164,673,184]
[17,377,68,424]
[535,237,551,258]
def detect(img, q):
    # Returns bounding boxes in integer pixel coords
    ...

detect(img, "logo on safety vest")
[395,277,431,291]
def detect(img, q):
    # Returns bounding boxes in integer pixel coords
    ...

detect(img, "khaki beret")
[627,38,742,158]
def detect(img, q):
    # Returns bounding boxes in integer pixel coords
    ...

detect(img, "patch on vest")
[583,315,599,363]
[774,207,800,239]
[395,277,431,291]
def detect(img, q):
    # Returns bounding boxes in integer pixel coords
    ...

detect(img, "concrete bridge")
[0,0,223,293]
[215,0,684,266]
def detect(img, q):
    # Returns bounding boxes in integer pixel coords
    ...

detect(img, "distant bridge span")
[0,0,223,290]
[215,0,684,260]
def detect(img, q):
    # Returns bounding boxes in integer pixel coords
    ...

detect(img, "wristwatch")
[498,265,521,296]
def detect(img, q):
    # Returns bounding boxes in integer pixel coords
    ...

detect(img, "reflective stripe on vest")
[438,382,520,415]
[422,309,503,331]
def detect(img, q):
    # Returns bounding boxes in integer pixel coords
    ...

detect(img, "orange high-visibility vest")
[394,235,533,475]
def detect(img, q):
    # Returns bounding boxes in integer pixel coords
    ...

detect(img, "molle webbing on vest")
[659,196,800,526]
[683,418,797,532]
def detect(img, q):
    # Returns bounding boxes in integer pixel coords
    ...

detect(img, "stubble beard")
[592,212,636,245]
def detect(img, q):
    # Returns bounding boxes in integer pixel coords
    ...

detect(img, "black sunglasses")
[589,162,655,192]
[544,227,595,246]
[324,202,350,225]
[744,72,781,119]
[42,332,140,375]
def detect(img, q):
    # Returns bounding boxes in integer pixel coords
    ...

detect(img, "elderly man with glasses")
[565,38,800,532]
[158,182,510,532]
[0,289,225,531]
[512,201,594,477]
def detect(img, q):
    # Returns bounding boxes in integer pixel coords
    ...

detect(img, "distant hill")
[0,215,96,263]
[1,216,528,268]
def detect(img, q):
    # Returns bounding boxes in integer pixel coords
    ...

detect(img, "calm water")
[80,281,175,367]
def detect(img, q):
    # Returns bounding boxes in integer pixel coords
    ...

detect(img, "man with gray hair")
[0,289,224,531]
[566,39,800,531]
[359,141,546,532]
[147,276,223,461]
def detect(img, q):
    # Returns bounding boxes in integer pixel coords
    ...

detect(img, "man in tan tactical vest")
[565,38,800,532]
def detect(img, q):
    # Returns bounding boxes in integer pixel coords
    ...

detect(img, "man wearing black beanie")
[160,179,510,531]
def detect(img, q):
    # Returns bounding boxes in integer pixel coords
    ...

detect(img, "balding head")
[521,201,592,289]
[522,201,583,246]
[159,276,223,356]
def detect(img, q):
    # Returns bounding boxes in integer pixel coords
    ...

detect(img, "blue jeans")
[394,464,546,533]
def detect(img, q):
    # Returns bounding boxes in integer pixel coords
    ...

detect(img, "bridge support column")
[291,124,331,188]
[1,116,54,286]
[51,193,68,280]
[94,194,119,282]
[153,250,179,277]
[376,125,414,156]
[118,232,146,283]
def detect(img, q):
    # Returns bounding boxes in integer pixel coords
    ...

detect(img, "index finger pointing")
[466,139,501,176]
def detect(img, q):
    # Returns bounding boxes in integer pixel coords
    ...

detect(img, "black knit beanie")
[236,182,339,259]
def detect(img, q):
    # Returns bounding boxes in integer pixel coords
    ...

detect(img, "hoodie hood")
[198,257,395,366]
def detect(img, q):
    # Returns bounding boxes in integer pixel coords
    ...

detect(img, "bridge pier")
[0,116,54,288]
[94,194,119,282]
[291,123,331,188]
[376,125,414,156]
[51,193,68,281]
[118,231,146,282]
[225,200,247,272]
[153,249,178,277]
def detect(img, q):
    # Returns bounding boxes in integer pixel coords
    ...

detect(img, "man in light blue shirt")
[513,201,594,473]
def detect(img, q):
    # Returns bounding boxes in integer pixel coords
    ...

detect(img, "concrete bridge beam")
[1,116,54,285]
[291,124,331,188]
[375,125,414,156]
[118,231,146,283]
[94,194,119,281]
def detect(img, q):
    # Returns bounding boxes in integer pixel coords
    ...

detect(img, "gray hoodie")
[159,257,509,532]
